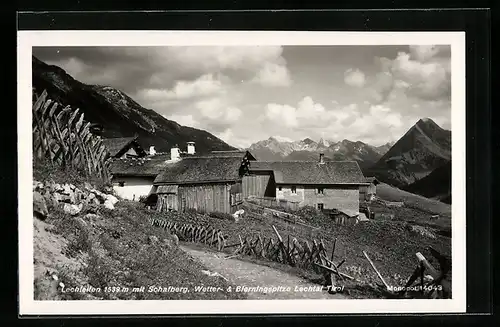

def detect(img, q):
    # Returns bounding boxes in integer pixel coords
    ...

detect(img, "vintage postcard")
[18,31,466,315]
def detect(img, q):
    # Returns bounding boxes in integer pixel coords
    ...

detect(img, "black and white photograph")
[18,31,466,315]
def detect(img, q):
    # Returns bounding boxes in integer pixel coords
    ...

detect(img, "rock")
[54,183,62,191]
[103,200,115,210]
[84,213,100,220]
[83,182,93,191]
[171,234,179,246]
[105,194,119,205]
[52,192,62,203]
[69,184,76,190]
[61,192,76,204]
[61,183,72,195]
[148,235,159,244]
[63,203,82,216]
[33,191,48,220]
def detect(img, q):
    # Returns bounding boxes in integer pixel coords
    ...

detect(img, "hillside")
[248,137,386,171]
[367,118,451,187]
[403,161,452,204]
[33,162,245,301]
[32,56,235,153]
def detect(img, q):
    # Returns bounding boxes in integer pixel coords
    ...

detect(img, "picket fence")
[32,90,111,181]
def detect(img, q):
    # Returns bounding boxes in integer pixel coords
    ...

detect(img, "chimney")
[187,141,196,155]
[319,153,325,164]
[170,145,180,161]
[149,145,156,156]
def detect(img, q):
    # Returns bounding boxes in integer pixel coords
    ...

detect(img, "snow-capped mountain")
[247,137,388,171]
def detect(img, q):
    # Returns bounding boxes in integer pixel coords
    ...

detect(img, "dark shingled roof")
[102,136,146,157]
[154,156,246,184]
[248,161,368,185]
[109,154,170,177]
[205,150,257,160]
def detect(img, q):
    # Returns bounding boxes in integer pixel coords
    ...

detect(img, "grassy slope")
[155,203,451,298]
[33,163,245,300]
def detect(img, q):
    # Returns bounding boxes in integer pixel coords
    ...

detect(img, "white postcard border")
[17,30,466,315]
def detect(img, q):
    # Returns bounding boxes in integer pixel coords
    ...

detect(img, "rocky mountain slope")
[367,118,451,188]
[403,161,452,204]
[247,137,389,171]
[32,56,235,154]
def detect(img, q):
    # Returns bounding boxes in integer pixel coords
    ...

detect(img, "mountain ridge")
[32,56,235,154]
[367,117,451,187]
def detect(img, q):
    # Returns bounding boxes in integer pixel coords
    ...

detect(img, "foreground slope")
[32,56,235,153]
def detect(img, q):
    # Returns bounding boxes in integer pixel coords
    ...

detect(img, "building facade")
[246,156,369,214]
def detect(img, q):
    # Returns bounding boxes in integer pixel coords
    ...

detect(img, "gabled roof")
[102,136,147,158]
[206,150,257,161]
[249,161,368,185]
[109,154,170,177]
[154,156,247,185]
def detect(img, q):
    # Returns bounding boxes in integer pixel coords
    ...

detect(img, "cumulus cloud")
[34,46,290,95]
[371,45,451,102]
[194,98,243,131]
[265,96,336,128]
[251,62,292,87]
[344,68,366,87]
[142,74,226,100]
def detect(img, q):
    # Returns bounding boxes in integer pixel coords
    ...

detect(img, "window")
[291,186,296,194]
[317,203,324,210]
[317,187,324,194]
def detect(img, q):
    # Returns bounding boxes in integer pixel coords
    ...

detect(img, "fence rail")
[247,196,300,211]
[32,90,111,182]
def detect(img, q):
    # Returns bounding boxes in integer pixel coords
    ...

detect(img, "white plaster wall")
[112,176,154,201]
[119,148,138,159]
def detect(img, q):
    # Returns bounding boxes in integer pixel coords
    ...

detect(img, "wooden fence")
[32,90,111,182]
[149,217,226,250]
[148,216,352,279]
[247,196,300,211]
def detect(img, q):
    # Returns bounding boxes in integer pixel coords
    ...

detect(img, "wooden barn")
[359,177,380,201]
[102,135,147,159]
[245,154,370,213]
[153,153,255,214]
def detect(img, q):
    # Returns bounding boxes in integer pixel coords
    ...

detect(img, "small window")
[118,181,125,187]
[278,186,282,191]
[317,187,324,194]
[317,203,324,210]
[291,186,297,194]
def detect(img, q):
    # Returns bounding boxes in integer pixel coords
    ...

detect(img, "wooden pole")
[363,251,390,290]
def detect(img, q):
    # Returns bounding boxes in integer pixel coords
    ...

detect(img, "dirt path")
[180,245,345,300]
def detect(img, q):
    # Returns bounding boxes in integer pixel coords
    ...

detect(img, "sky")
[32,45,451,148]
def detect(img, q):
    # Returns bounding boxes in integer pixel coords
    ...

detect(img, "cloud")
[251,62,292,87]
[194,98,243,132]
[371,45,451,102]
[163,114,199,128]
[265,96,335,128]
[140,74,226,100]
[344,68,366,87]
[33,46,290,95]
